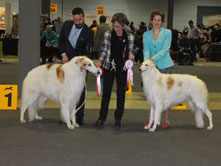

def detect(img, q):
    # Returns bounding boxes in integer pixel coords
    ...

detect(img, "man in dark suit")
[59,7,93,125]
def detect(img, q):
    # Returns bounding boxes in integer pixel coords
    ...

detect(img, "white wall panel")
[4,0,221,31]
[174,0,221,31]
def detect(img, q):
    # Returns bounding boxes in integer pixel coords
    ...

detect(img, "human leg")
[95,69,115,126]
[114,67,127,127]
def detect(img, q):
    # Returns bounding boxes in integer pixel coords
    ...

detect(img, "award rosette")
[96,67,103,96]
[124,60,134,88]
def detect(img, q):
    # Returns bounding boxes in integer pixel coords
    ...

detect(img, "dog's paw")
[20,120,26,124]
[35,116,43,120]
[73,123,80,128]
[144,125,151,130]
[149,128,156,132]
[67,124,74,129]
[207,126,213,130]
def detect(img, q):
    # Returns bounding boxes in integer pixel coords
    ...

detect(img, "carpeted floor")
[0,62,221,166]
[0,109,220,166]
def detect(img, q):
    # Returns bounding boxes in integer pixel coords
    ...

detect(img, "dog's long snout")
[139,68,142,72]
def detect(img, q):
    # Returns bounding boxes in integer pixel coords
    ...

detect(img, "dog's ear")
[149,60,156,68]
[75,57,85,65]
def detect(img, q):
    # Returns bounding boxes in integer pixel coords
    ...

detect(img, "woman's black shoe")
[115,120,121,128]
[94,119,104,127]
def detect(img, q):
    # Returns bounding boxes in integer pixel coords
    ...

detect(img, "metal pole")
[167,0,174,29]
[18,0,40,97]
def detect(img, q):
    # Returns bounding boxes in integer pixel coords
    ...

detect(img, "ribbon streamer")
[124,60,134,88]
[96,67,103,96]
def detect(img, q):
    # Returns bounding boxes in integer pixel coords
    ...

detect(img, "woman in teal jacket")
[143,9,174,128]
[41,25,58,47]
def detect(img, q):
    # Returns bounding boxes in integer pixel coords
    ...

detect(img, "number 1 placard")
[0,85,18,110]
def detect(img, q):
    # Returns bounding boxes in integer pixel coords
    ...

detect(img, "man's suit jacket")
[143,27,174,69]
[59,20,93,60]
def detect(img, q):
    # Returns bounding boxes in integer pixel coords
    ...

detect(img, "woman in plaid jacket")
[95,13,134,128]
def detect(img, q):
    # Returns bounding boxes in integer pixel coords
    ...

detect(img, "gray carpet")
[0,109,220,166]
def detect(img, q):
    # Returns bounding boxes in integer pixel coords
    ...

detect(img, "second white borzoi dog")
[20,56,99,129]
[140,60,213,132]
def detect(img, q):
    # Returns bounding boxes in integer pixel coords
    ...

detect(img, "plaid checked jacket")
[99,30,134,69]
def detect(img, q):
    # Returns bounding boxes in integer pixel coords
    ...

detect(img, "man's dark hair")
[111,13,127,26]
[141,22,145,26]
[99,15,106,23]
[72,7,84,16]
[188,20,193,24]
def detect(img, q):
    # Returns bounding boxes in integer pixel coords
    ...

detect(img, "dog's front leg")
[71,106,80,128]
[144,105,155,130]
[60,102,74,129]
[149,105,162,132]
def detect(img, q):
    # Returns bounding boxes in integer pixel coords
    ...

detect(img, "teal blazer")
[143,27,174,69]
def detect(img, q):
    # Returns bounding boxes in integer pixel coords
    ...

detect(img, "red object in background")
[144,121,169,128]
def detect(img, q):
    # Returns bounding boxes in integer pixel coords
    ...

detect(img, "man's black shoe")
[94,119,104,127]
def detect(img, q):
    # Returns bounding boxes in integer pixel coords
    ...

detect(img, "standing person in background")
[178,31,193,65]
[129,21,136,34]
[41,25,58,47]
[124,20,132,34]
[93,15,111,59]
[134,30,143,64]
[139,21,147,33]
[94,13,134,128]
[59,7,93,126]
[54,16,63,35]
[187,20,200,61]
[90,20,97,29]
[143,9,174,128]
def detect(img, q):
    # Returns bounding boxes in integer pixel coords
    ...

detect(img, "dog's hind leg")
[195,101,213,130]
[28,104,38,122]
[35,96,47,120]
[20,104,28,123]
[203,107,213,130]
[20,91,39,123]
[188,101,204,128]
[190,100,213,130]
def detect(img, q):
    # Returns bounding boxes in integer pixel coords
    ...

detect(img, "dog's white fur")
[140,60,213,132]
[20,56,99,129]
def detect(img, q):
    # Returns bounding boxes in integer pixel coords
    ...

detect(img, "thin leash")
[74,80,87,113]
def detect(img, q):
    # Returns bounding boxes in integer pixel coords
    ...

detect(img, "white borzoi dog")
[140,60,213,132]
[20,56,99,129]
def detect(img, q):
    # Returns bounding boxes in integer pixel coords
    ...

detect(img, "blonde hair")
[46,25,51,31]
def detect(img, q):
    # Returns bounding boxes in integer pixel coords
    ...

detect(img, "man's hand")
[62,54,69,63]
[129,54,134,61]
[150,57,154,62]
